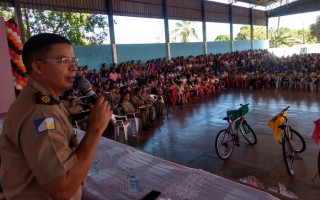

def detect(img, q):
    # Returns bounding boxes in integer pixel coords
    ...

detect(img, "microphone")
[77,77,98,104]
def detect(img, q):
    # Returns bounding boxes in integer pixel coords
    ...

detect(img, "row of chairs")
[230,76,318,91]
[111,95,165,140]
[280,77,318,91]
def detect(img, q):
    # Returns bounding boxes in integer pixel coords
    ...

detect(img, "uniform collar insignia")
[35,92,60,105]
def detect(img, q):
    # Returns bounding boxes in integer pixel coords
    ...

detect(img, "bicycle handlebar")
[239,103,249,109]
[282,106,290,112]
[272,106,290,122]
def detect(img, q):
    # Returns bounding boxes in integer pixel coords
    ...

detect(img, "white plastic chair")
[116,106,142,132]
[126,113,142,132]
[305,78,316,92]
[111,114,131,140]
[289,77,296,90]
[275,77,282,89]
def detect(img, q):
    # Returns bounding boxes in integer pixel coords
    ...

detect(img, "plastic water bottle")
[129,175,139,192]
[91,160,100,174]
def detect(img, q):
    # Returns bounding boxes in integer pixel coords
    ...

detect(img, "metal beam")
[269,0,320,17]
[236,0,279,7]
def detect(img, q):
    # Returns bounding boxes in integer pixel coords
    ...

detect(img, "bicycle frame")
[278,111,292,141]
[226,114,246,137]
[215,103,256,160]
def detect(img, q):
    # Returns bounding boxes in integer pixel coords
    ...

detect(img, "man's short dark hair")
[134,87,141,93]
[22,33,71,74]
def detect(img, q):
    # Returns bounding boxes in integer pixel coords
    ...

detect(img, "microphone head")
[77,77,95,97]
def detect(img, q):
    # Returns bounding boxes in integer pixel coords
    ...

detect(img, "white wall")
[0,17,16,114]
[269,44,320,57]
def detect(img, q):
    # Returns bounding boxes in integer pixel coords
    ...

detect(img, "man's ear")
[31,61,44,75]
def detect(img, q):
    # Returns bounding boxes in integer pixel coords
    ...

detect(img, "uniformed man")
[141,86,164,118]
[131,87,145,108]
[0,33,112,199]
[131,87,152,123]
[67,98,88,131]
[140,86,156,120]
[67,98,83,116]
[120,91,149,130]
[105,85,120,107]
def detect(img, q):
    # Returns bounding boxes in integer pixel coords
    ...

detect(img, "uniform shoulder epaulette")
[35,92,60,105]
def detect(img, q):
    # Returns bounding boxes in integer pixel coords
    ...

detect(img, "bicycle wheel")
[240,122,257,145]
[282,136,295,176]
[215,129,234,160]
[289,128,306,153]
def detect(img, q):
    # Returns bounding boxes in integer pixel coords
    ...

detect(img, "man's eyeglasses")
[41,58,80,66]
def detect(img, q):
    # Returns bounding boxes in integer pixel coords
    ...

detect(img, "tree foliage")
[269,27,295,48]
[0,7,15,20]
[170,21,200,43]
[310,15,320,42]
[214,35,230,41]
[0,7,109,45]
[292,29,317,44]
[235,25,266,41]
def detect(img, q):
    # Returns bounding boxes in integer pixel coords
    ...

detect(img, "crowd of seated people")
[62,49,320,131]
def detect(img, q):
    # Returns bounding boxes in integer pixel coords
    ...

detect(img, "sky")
[111,0,320,44]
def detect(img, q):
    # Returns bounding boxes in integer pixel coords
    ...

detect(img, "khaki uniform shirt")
[141,92,153,103]
[0,77,81,200]
[121,101,136,113]
[106,91,120,105]
[131,95,144,107]
[67,105,83,116]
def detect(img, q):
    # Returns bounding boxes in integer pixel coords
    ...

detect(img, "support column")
[0,17,16,113]
[250,8,254,50]
[229,4,234,52]
[163,0,171,60]
[266,12,269,40]
[106,0,117,64]
[201,0,207,55]
[14,0,25,45]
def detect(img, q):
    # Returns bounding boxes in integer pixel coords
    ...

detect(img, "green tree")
[235,25,266,41]
[214,35,230,41]
[0,7,15,20]
[0,7,109,45]
[292,29,317,44]
[269,27,295,48]
[310,15,320,42]
[24,9,108,45]
[235,25,251,40]
[170,21,200,43]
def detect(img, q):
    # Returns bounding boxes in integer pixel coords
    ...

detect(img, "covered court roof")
[0,0,319,23]
[236,0,279,7]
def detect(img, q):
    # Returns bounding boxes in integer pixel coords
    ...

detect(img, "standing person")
[0,33,112,200]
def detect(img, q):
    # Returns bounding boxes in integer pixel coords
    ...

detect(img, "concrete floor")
[104,88,320,200]
[1,88,320,199]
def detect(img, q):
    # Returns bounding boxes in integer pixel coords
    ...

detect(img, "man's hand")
[88,96,112,135]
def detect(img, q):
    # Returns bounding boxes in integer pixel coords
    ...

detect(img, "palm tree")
[170,21,200,43]
[269,27,295,48]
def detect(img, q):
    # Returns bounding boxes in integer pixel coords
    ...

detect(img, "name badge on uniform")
[34,117,56,133]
